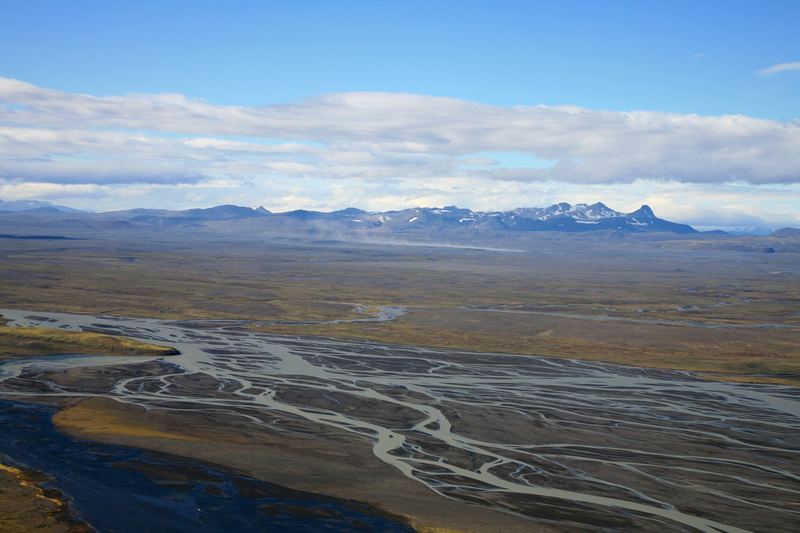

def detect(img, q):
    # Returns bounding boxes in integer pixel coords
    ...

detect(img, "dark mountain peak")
[771,227,800,237]
[255,206,270,214]
[629,205,655,218]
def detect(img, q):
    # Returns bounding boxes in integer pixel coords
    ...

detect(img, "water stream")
[1,308,798,532]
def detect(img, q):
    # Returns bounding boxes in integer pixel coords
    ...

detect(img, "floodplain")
[0,229,799,532]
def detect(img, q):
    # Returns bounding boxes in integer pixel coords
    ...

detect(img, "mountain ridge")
[771,227,800,238]
[276,202,698,234]
[0,199,700,234]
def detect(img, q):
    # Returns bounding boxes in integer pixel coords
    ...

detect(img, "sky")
[0,0,798,232]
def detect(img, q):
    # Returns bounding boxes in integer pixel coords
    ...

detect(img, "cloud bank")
[1,77,798,189]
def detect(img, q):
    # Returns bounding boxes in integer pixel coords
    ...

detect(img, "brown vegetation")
[0,463,90,533]
[0,325,178,360]
[0,234,797,385]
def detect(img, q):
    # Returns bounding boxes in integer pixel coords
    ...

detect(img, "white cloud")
[0,77,798,189]
[756,61,800,76]
[0,182,107,200]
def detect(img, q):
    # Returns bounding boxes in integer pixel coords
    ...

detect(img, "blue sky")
[0,1,799,230]
[3,0,798,117]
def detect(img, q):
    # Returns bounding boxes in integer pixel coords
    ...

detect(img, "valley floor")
[0,232,798,531]
[1,232,797,385]
[1,309,798,532]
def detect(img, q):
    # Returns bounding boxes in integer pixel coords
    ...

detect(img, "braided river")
[1,308,798,532]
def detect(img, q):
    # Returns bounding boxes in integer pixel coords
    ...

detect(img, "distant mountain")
[101,204,270,225]
[181,204,269,220]
[512,202,623,221]
[771,227,800,238]
[0,199,83,213]
[1,200,700,235]
[338,202,697,234]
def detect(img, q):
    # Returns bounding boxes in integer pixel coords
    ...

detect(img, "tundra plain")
[0,226,799,532]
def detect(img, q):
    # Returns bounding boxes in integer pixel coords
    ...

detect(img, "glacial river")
[0,399,415,533]
[1,308,798,532]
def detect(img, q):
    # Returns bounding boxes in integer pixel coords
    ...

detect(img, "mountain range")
[5,199,799,239]
[0,200,706,235]
[345,202,699,234]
